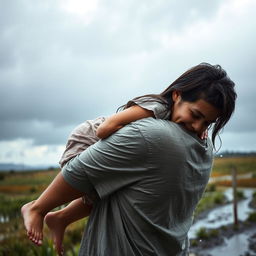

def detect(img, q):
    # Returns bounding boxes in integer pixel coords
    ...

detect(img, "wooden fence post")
[232,165,239,227]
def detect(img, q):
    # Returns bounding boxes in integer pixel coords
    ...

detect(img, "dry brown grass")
[0,184,47,194]
[212,156,256,174]
[210,172,227,177]
[215,178,256,187]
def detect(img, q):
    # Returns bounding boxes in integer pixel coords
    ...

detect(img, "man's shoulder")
[131,118,183,142]
[134,117,179,133]
[111,118,182,146]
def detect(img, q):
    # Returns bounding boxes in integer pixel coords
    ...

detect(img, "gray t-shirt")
[62,118,213,256]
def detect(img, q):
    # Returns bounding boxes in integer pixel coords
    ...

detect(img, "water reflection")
[189,188,255,238]
[189,188,256,256]
[0,215,9,223]
[200,229,255,256]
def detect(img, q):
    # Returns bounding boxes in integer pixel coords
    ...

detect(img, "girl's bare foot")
[21,201,44,245]
[45,211,66,256]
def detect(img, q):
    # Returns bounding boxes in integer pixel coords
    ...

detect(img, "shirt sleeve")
[61,122,149,199]
[131,97,170,120]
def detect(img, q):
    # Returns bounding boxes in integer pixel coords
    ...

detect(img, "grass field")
[211,156,256,187]
[212,156,256,175]
[0,168,86,255]
[0,156,255,255]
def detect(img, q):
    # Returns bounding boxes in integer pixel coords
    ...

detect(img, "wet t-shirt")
[62,118,213,256]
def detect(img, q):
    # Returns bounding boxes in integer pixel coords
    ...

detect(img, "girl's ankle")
[48,210,69,227]
[30,201,47,217]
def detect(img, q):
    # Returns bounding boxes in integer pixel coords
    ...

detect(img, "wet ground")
[190,221,256,256]
[189,188,256,256]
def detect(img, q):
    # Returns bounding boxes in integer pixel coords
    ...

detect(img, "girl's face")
[171,91,220,137]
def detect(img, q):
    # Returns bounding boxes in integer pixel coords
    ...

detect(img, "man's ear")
[172,90,181,102]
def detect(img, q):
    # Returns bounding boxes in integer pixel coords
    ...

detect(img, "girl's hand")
[200,130,208,139]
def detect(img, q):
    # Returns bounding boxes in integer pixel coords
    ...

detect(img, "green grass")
[195,227,219,240]
[0,236,58,256]
[194,190,227,218]
[0,194,35,219]
[247,211,256,222]
[0,156,255,254]
[0,169,85,255]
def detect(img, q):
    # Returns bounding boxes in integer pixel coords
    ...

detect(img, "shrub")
[196,227,209,240]
[206,183,216,192]
[29,186,37,193]
[190,239,198,247]
[208,229,219,237]
[236,190,245,200]
[195,228,220,241]
[247,212,256,222]
[0,173,5,180]
[213,192,226,205]
[0,241,29,256]
[221,225,227,231]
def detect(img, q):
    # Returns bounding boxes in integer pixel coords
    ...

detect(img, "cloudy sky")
[0,0,255,166]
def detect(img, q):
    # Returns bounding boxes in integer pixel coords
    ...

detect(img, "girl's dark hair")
[121,63,237,147]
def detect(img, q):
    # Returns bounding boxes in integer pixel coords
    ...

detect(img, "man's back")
[67,118,213,256]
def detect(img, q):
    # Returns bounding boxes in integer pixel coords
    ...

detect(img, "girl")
[21,62,236,255]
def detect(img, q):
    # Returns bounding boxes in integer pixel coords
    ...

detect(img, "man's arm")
[62,121,149,199]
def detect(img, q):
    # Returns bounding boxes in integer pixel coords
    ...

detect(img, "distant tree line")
[215,151,256,158]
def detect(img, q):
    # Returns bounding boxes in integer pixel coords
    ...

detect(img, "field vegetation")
[0,156,256,255]
[0,168,86,255]
[212,156,256,175]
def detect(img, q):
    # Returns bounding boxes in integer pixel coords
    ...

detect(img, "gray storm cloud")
[0,0,256,150]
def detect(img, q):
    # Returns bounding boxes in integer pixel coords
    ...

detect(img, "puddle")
[0,215,10,223]
[199,229,256,256]
[189,188,256,256]
[189,188,255,238]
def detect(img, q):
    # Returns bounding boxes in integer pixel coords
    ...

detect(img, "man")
[62,117,213,255]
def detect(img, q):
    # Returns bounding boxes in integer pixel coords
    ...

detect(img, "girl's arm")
[96,105,154,139]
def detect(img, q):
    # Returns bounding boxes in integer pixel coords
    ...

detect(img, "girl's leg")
[44,198,92,255]
[21,172,84,246]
